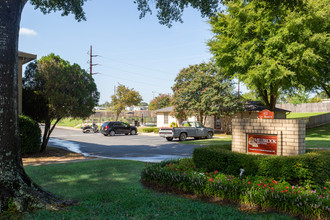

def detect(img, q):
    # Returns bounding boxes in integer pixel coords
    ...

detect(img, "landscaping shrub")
[193,147,330,187]
[141,127,159,133]
[193,147,260,178]
[19,115,41,154]
[141,159,330,219]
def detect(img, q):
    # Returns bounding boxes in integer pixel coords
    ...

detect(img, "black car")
[100,121,137,136]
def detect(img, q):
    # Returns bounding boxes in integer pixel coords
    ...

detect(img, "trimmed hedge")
[141,127,159,133]
[19,115,41,154]
[141,159,330,219]
[193,147,330,187]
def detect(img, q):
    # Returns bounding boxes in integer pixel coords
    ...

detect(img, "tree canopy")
[110,84,142,120]
[149,93,172,110]
[23,54,99,152]
[208,0,330,111]
[172,62,241,128]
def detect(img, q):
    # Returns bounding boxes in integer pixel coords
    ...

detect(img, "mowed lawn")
[23,160,292,219]
[286,112,327,119]
[305,122,330,148]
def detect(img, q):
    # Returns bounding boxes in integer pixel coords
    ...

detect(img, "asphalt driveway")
[47,126,205,162]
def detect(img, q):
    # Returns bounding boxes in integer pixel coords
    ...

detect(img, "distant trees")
[23,54,99,152]
[99,101,111,109]
[172,62,242,131]
[208,0,330,111]
[276,89,325,104]
[110,84,142,120]
[149,94,172,110]
[140,101,149,106]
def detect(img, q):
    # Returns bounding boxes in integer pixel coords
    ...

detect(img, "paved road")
[47,126,204,162]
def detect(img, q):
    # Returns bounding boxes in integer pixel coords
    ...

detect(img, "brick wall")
[232,119,306,156]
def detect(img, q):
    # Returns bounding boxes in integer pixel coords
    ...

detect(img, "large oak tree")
[208,0,329,110]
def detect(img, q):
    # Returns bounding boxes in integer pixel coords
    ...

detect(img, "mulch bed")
[22,146,97,166]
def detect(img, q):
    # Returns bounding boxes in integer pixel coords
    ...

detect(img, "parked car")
[159,121,214,141]
[100,121,137,136]
[81,123,99,133]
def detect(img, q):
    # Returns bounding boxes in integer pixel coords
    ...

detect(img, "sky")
[19,1,244,105]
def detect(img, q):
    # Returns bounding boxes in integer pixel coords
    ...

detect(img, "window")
[120,122,129,127]
[182,122,191,127]
[195,122,204,128]
[164,113,169,125]
[214,116,221,129]
[114,123,121,127]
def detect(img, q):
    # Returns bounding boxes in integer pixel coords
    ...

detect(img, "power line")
[97,72,171,89]
[100,56,172,75]
[99,64,172,82]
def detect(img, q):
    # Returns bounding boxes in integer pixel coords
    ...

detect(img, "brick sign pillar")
[232,119,306,156]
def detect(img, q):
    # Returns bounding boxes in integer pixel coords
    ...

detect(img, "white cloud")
[19,28,38,36]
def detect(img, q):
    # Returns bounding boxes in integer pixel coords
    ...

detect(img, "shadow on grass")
[23,160,292,220]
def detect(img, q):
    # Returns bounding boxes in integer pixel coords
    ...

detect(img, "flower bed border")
[141,160,330,219]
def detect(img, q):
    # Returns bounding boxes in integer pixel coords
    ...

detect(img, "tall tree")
[149,93,172,110]
[208,0,330,111]
[23,54,99,152]
[110,84,142,120]
[172,62,240,128]
[291,0,330,97]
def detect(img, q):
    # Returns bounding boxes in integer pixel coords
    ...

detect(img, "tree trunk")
[199,111,204,124]
[258,88,276,112]
[320,83,330,98]
[223,115,232,135]
[41,118,61,152]
[0,0,75,213]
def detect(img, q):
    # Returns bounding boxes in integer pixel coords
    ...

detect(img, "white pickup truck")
[159,121,214,141]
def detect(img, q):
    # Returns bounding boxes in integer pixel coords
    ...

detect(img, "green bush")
[141,159,330,219]
[19,115,41,154]
[193,147,330,187]
[141,127,159,133]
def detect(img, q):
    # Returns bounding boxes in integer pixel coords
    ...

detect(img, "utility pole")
[89,45,99,75]
[238,79,240,98]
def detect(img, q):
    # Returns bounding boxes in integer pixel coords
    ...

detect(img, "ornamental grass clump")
[141,158,330,219]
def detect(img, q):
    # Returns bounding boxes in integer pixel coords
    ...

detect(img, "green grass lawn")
[23,160,292,219]
[182,137,232,147]
[305,122,330,148]
[54,118,84,127]
[286,112,327,118]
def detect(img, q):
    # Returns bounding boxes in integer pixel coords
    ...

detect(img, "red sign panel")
[258,110,274,119]
[247,134,277,155]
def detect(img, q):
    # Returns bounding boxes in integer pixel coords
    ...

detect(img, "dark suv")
[100,121,137,136]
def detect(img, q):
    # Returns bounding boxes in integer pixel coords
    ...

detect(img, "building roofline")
[18,51,37,65]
